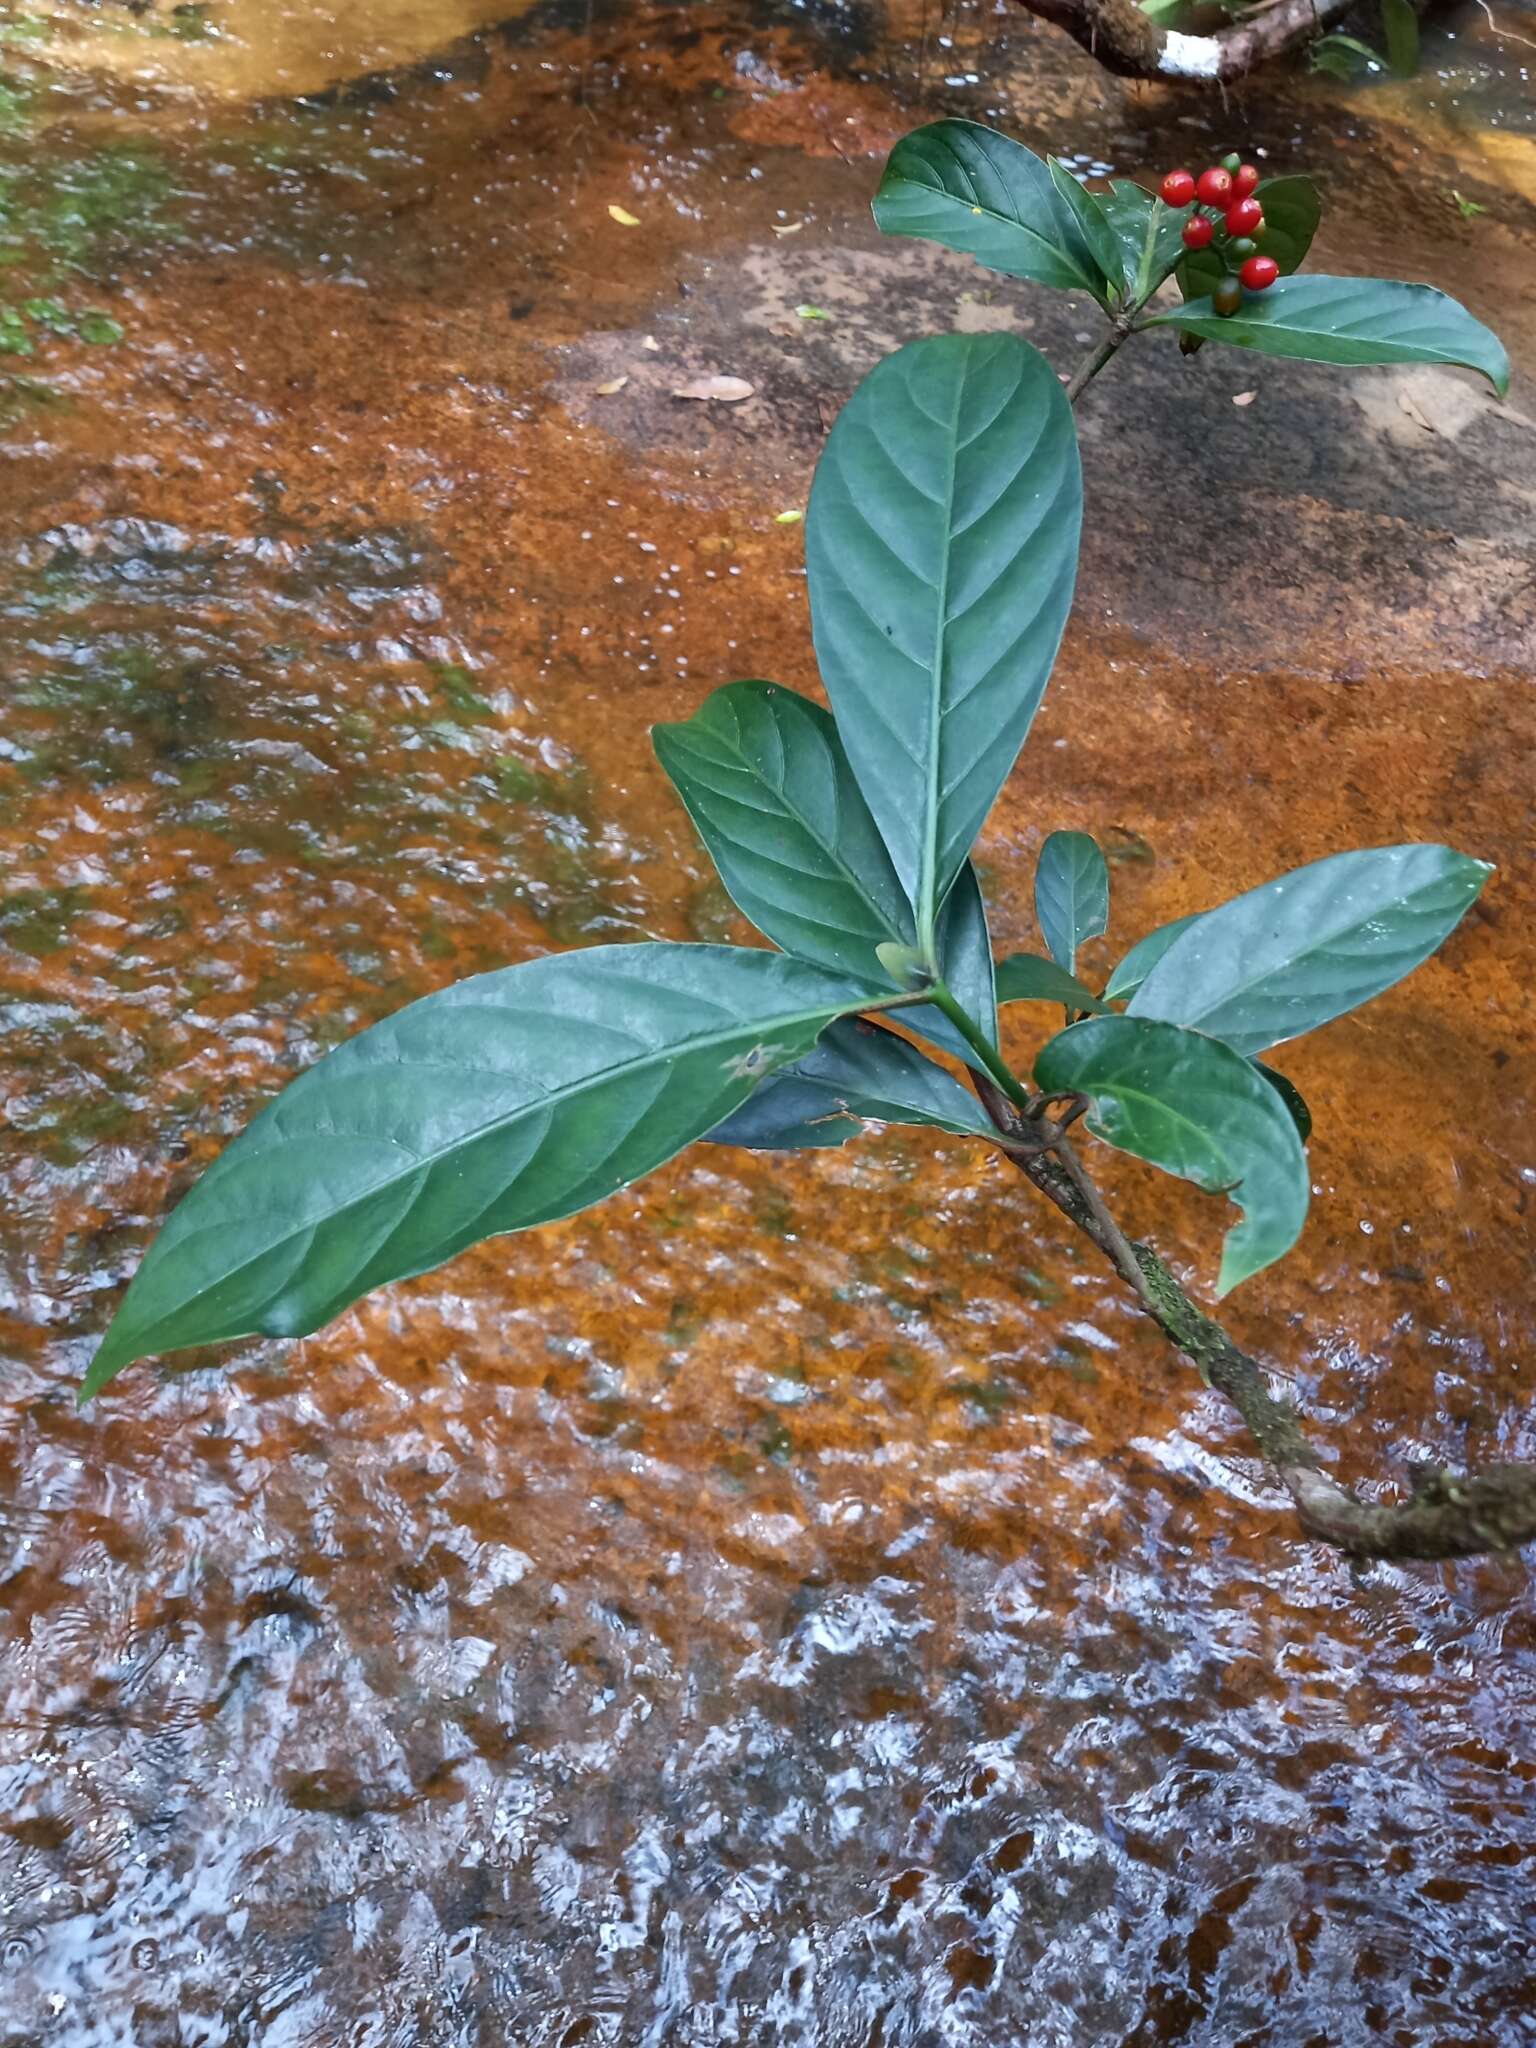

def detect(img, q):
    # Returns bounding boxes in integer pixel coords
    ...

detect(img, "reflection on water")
[2,2,1534,2040]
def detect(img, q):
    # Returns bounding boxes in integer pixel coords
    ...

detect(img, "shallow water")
[1,3,1535,2041]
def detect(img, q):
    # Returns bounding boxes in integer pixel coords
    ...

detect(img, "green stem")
[926,982,1032,1108]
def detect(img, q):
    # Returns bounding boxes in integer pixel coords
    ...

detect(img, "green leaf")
[82,945,884,1393]
[1092,181,1186,299]
[1047,157,1125,302]
[1151,275,1510,397]
[1255,1061,1312,1144]
[995,951,1108,1014]
[806,331,1082,958]
[1178,176,1321,301]
[1381,0,1419,76]
[1103,912,1203,1003]
[1035,830,1109,975]
[872,120,1101,295]
[1128,844,1491,1057]
[77,311,124,345]
[651,679,993,1061]
[653,681,909,982]
[1034,1015,1310,1294]
[708,1016,996,1150]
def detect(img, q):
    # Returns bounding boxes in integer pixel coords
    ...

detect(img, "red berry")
[1160,169,1197,208]
[1181,214,1214,250]
[1233,163,1261,199]
[1196,167,1234,206]
[1240,254,1279,290]
[1225,197,1262,238]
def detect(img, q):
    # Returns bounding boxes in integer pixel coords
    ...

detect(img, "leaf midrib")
[895,148,1095,295]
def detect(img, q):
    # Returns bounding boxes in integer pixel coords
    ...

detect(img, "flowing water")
[1,3,1534,2041]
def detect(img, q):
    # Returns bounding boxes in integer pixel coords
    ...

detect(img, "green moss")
[0,885,89,958]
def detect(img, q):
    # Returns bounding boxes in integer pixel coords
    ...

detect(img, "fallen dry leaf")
[608,205,640,227]
[672,375,755,403]
[1397,389,1437,433]
[595,376,629,397]
[642,335,660,352]
[774,509,803,525]
[772,221,804,237]
[1232,390,1257,407]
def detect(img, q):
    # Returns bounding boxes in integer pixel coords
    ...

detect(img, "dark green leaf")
[1128,844,1491,1056]
[708,1016,996,1151]
[1035,831,1109,975]
[995,952,1108,1014]
[1178,176,1321,301]
[1381,0,1419,76]
[872,120,1100,294]
[1255,1061,1312,1143]
[1151,275,1509,397]
[1047,157,1125,302]
[1034,1015,1310,1294]
[83,945,884,1393]
[1103,911,1203,1003]
[1091,181,1186,299]
[807,331,1082,957]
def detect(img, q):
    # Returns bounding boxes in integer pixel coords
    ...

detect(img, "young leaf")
[1151,276,1510,397]
[806,331,1082,960]
[872,120,1102,294]
[1179,177,1320,301]
[1381,0,1420,76]
[1103,912,1203,1003]
[1092,182,1186,299]
[1035,830,1109,975]
[1047,157,1126,304]
[995,952,1108,1014]
[82,945,886,1394]
[1034,1016,1310,1294]
[1128,844,1491,1056]
[707,1016,996,1151]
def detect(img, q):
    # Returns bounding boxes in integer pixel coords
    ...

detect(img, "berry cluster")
[1160,153,1279,314]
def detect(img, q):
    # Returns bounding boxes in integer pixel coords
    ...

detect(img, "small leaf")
[595,375,629,396]
[1092,181,1186,298]
[608,204,641,226]
[795,303,831,321]
[1232,390,1257,407]
[672,374,755,402]
[1152,275,1510,398]
[1103,912,1203,1003]
[1255,1061,1312,1143]
[1381,0,1420,76]
[1128,844,1492,1056]
[995,952,1109,1014]
[83,945,884,1393]
[77,311,125,345]
[1451,191,1487,222]
[1179,176,1320,303]
[1034,831,1109,975]
[708,1017,996,1151]
[1034,1015,1310,1294]
[872,120,1101,294]
[806,331,1082,955]
[774,508,803,525]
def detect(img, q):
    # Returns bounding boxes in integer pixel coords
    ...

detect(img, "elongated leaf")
[1152,276,1510,396]
[1092,181,1186,299]
[807,331,1082,957]
[1255,1061,1312,1143]
[1035,830,1109,975]
[872,120,1100,294]
[921,860,998,1052]
[1381,0,1419,76]
[995,952,1108,1014]
[1178,176,1320,301]
[1103,911,1203,1003]
[1047,157,1125,303]
[653,681,909,981]
[1034,1016,1310,1294]
[83,945,884,1393]
[1128,843,1490,1057]
[708,1016,995,1151]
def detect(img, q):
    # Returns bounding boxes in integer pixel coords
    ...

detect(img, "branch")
[972,1073,1536,1561]
[1011,0,1361,81]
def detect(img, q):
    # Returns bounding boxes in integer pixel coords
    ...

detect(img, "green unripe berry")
[1230,236,1258,260]
[1213,273,1244,318]
[1222,151,1242,173]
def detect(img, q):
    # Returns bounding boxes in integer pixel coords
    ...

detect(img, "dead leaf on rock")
[772,221,804,237]
[642,335,660,352]
[1397,389,1437,433]
[608,204,640,227]
[672,375,755,403]
[1232,390,1257,407]
[595,376,629,396]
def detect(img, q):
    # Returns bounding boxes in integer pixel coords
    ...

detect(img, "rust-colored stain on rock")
[0,3,1533,2040]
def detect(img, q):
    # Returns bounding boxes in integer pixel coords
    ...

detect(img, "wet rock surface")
[1,3,1533,2041]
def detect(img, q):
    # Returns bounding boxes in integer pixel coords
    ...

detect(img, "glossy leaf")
[1179,176,1320,301]
[1092,181,1186,299]
[1047,157,1125,302]
[1255,1061,1313,1144]
[995,952,1108,1014]
[653,681,908,981]
[1103,911,1203,1003]
[83,945,884,1393]
[806,331,1082,955]
[1381,0,1419,76]
[1128,844,1491,1057]
[872,120,1100,294]
[1152,276,1510,397]
[1034,1015,1310,1294]
[708,1016,996,1151]
[1035,830,1109,975]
